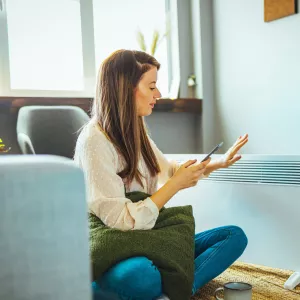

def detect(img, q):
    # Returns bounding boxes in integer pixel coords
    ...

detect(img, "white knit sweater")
[74,118,180,231]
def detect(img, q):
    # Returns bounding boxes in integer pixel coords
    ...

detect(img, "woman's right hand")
[150,158,211,210]
[171,158,211,190]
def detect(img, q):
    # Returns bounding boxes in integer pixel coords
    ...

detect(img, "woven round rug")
[191,261,300,300]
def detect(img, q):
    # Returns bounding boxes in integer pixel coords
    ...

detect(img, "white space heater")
[164,154,300,290]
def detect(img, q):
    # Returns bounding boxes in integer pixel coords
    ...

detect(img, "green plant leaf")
[150,30,160,56]
[136,30,147,52]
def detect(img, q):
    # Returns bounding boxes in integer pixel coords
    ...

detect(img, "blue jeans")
[92,225,248,300]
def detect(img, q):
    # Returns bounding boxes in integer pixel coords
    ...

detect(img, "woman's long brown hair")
[91,49,161,187]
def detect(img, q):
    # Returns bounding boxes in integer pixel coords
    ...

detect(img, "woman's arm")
[150,179,179,210]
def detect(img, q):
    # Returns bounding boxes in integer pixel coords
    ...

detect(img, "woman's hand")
[171,158,211,190]
[219,134,249,168]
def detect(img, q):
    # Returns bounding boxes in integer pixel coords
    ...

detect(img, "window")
[5,0,84,91]
[93,0,169,97]
[0,0,176,97]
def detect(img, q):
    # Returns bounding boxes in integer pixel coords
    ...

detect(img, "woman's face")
[135,67,162,117]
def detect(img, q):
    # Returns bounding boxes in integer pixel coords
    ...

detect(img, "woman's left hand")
[218,134,249,168]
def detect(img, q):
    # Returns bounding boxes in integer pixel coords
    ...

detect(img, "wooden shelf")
[0,97,202,115]
[153,98,202,114]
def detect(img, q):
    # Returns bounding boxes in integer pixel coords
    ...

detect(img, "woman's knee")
[98,256,162,299]
[226,225,248,250]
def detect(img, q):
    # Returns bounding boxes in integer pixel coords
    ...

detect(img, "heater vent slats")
[174,160,300,186]
[206,161,300,186]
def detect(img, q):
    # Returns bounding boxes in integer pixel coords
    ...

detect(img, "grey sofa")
[0,155,91,300]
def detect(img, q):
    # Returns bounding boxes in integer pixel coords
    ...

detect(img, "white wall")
[198,0,222,154]
[213,0,300,154]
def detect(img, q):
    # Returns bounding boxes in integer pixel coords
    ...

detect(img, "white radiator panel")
[165,154,300,272]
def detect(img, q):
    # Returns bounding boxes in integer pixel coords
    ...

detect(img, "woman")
[74,49,248,300]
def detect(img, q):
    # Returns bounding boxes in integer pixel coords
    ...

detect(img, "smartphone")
[201,142,224,162]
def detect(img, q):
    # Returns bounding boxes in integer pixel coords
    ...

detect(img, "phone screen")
[201,142,224,162]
